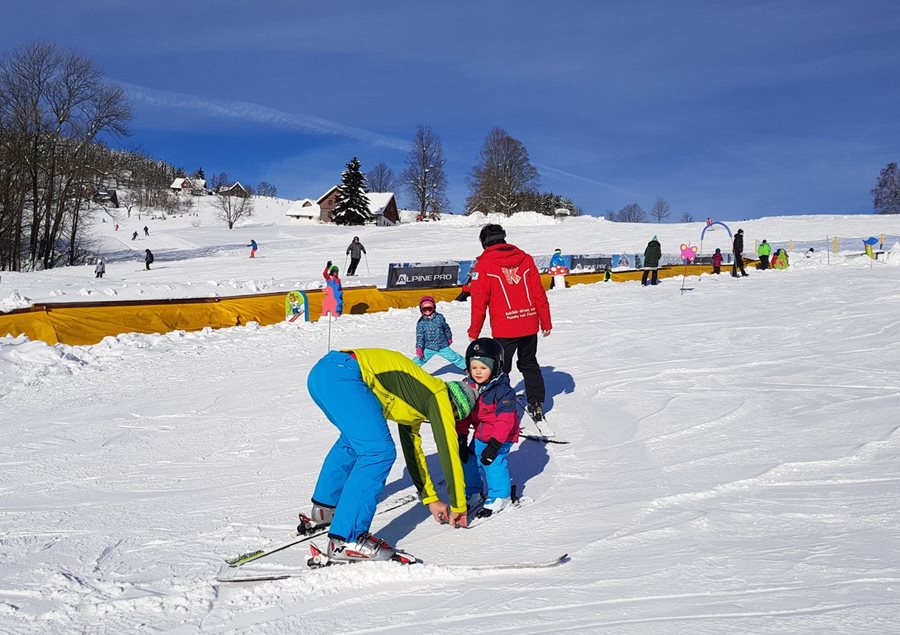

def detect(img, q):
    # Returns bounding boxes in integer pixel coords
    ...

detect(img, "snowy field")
[1,202,900,634]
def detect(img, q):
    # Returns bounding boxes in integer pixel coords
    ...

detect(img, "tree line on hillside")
[349,125,582,225]
[4,41,898,265]
[0,42,275,270]
[0,42,131,271]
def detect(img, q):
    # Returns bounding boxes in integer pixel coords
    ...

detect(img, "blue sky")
[4,1,899,219]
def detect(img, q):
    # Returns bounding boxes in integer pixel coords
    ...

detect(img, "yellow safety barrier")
[0,264,749,346]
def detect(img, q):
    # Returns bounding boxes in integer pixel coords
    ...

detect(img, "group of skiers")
[643,228,777,280]
[299,222,794,565]
[93,248,154,277]
[716,228,773,276]
[298,223,553,563]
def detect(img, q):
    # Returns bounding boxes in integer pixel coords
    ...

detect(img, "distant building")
[170,177,192,193]
[309,186,399,225]
[367,192,400,226]
[217,182,250,198]
[92,188,119,208]
[170,177,208,196]
[284,198,320,222]
[190,178,207,195]
[316,185,340,222]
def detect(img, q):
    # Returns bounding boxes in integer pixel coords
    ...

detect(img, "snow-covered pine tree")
[332,157,372,225]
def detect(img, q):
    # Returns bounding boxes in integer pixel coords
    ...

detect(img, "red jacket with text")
[468,243,552,339]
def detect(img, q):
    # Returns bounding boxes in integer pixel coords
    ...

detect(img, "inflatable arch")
[700,221,733,254]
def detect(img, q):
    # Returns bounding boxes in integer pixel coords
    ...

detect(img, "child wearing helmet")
[322,261,343,317]
[413,296,466,371]
[456,337,520,515]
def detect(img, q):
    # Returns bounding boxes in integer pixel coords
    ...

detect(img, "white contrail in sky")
[535,163,652,202]
[122,83,409,151]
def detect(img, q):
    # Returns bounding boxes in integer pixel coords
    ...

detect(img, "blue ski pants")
[307,351,396,542]
[413,346,467,371]
[461,438,513,503]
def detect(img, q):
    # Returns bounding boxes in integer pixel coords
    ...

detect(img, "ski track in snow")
[2,210,900,633]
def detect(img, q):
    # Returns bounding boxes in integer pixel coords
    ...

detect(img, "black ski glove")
[480,438,502,466]
[326,260,332,267]
[458,436,471,463]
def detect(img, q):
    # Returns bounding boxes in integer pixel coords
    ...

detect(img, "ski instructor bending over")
[468,224,553,421]
[300,348,477,563]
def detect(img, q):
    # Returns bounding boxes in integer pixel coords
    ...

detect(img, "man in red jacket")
[467,224,552,421]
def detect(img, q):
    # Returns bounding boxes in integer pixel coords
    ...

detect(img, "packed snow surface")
[1,200,899,633]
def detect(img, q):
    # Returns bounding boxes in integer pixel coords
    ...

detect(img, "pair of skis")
[223,492,418,568]
[218,486,568,583]
[218,552,570,583]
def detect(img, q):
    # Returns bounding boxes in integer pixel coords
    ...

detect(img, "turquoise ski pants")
[307,351,396,542]
[461,438,513,503]
[413,346,467,370]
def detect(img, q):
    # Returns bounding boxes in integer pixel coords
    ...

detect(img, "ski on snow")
[223,492,419,567]
[215,551,570,583]
[516,395,569,444]
[464,485,535,528]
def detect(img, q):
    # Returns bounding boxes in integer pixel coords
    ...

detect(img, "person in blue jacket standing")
[248,239,258,258]
[413,296,466,370]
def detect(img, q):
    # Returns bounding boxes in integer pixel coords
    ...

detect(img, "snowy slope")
[2,197,899,311]
[1,210,899,634]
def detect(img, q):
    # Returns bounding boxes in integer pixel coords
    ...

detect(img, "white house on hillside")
[284,198,320,222]
[170,177,207,195]
[366,192,400,226]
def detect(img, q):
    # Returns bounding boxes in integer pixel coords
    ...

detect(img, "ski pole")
[343,253,349,272]
[364,252,370,275]
[327,312,332,351]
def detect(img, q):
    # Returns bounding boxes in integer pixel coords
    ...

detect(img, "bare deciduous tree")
[402,126,449,217]
[0,41,131,270]
[365,163,398,193]
[213,192,254,229]
[466,127,539,216]
[256,181,277,197]
[209,171,230,192]
[617,203,647,223]
[680,212,695,223]
[651,197,671,223]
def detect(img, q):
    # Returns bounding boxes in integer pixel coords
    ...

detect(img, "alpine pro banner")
[386,262,460,289]
[570,255,613,271]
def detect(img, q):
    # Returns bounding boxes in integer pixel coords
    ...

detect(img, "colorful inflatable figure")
[680,243,698,263]
[770,248,789,269]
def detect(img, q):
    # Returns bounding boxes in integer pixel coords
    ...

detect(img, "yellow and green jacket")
[346,348,466,513]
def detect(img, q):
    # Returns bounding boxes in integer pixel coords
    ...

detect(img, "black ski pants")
[496,333,545,407]
[347,257,361,275]
[641,269,659,285]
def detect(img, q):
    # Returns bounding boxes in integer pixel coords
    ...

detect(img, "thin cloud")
[122,83,409,151]
[535,163,653,202]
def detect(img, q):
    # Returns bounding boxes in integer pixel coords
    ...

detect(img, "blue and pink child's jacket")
[456,373,520,444]
[416,312,453,351]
